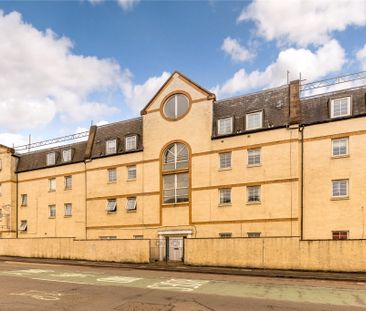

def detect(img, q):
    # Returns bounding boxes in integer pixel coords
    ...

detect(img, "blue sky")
[0,0,366,147]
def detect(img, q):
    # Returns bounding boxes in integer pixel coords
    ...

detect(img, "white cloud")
[213,40,346,98]
[117,0,140,11]
[0,133,28,148]
[238,0,366,46]
[357,44,366,70]
[0,10,125,132]
[123,71,171,111]
[221,37,253,62]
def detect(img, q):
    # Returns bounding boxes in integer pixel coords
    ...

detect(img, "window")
[219,152,231,169]
[217,117,233,135]
[106,139,117,155]
[219,188,231,205]
[332,138,348,157]
[49,178,56,191]
[125,135,137,151]
[64,203,72,217]
[62,149,72,162]
[219,232,232,238]
[47,152,56,166]
[106,199,117,213]
[248,148,261,166]
[247,232,261,238]
[163,173,189,204]
[247,186,261,203]
[108,168,117,183]
[332,231,348,240]
[332,179,348,198]
[246,111,263,130]
[21,194,27,207]
[99,236,117,240]
[64,176,72,190]
[125,197,137,211]
[127,166,136,180]
[331,97,351,118]
[19,220,27,231]
[133,235,144,239]
[49,205,56,218]
[163,143,188,171]
[163,93,189,120]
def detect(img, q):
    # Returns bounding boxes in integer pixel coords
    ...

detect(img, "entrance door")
[167,237,184,261]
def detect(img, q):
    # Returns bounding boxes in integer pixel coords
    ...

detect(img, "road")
[0,260,365,310]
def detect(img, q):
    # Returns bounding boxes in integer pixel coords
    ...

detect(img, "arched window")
[162,143,189,204]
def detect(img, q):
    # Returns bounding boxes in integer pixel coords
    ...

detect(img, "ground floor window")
[332,231,348,240]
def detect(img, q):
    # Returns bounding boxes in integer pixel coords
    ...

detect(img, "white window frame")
[106,139,117,155]
[108,168,117,183]
[125,135,137,151]
[332,138,348,157]
[127,165,136,180]
[64,176,72,190]
[106,199,117,213]
[163,93,190,119]
[125,197,137,211]
[48,178,56,191]
[163,143,189,171]
[64,203,72,217]
[248,148,261,166]
[330,97,351,118]
[163,173,189,204]
[21,194,27,206]
[49,205,56,218]
[247,185,261,203]
[62,149,72,162]
[219,152,232,169]
[332,179,348,198]
[219,188,231,205]
[46,152,56,166]
[246,111,263,130]
[217,117,233,135]
[19,220,27,231]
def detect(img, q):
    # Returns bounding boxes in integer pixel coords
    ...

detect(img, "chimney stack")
[289,80,301,124]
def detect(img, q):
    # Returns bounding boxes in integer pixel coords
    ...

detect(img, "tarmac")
[1,255,366,283]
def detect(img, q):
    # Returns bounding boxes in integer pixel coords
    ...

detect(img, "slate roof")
[16,141,87,173]
[90,117,143,159]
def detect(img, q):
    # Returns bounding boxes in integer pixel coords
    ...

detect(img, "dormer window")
[106,139,117,155]
[330,97,351,118]
[62,149,72,162]
[217,117,233,135]
[246,111,263,130]
[46,152,56,166]
[125,135,137,151]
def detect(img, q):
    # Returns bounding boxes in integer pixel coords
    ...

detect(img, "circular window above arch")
[162,93,190,120]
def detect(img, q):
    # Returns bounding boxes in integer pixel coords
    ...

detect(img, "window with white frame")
[64,176,72,190]
[108,168,117,183]
[106,199,117,213]
[248,148,261,166]
[127,165,136,180]
[332,231,348,240]
[219,232,232,238]
[332,179,348,198]
[217,117,233,135]
[332,138,348,157]
[330,97,351,118]
[125,135,137,151]
[48,178,56,191]
[246,111,263,130]
[163,93,190,120]
[163,173,189,204]
[106,139,117,155]
[62,149,72,162]
[163,143,188,171]
[219,152,231,169]
[247,185,261,203]
[125,197,137,211]
[219,188,231,205]
[19,220,27,231]
[64,203,72,217]
[47,152,56,166]
[21,194,27,206]
[247,232,261,238]
[49,205,56,218]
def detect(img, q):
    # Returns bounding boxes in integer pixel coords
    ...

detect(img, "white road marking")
[10,290,62,301]
[147,278,209,292]
[50,272,88,278]
[97,276,142,284]
[5,269,54,276]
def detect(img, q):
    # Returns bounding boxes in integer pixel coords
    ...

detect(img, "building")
[1,71,366,260]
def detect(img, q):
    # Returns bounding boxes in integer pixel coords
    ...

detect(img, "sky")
[1,0,366,148]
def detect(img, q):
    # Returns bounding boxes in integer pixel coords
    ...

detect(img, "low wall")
[0,238,150,263]
[184,237,366,272]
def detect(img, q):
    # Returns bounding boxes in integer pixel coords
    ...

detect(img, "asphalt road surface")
[0,261,365,311]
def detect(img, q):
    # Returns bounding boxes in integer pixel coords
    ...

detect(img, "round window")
[163,94,190,120]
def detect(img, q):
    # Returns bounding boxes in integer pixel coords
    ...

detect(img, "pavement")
[1,255,366,283]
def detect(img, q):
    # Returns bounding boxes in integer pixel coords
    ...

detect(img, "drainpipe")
[15,171,18,239]
[299,125,305,240]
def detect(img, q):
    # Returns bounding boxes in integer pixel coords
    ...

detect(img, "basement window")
[332,231,348,240]
[19,220,28,232]
[46,152,56,166]
[219,232,232,238]
[125,197,137,211]
[133,235,144,239]
[217,117,233,135]
[247,232,261,238]
[106,199,117,213]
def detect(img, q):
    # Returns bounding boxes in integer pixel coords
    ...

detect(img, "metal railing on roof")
[14,131,89,153]
[300,71,366,97]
